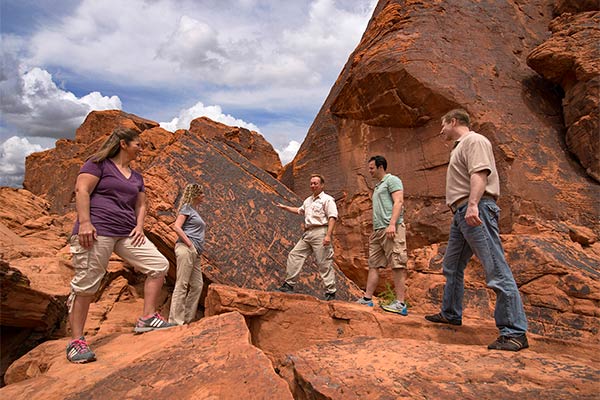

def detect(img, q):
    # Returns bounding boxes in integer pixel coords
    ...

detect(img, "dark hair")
[310,174,325,184]
[442,109,470,127]
[369,155,387,170]
[88,127,140,162]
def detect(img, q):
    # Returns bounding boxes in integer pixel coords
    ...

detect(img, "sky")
[0,0,377,187]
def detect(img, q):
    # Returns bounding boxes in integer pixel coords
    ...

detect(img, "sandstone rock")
[568,224,597,246]
[205,284,599,358]
[279,336,599,399]
[527,11,600,182]
[189,117,282,177]
[2,312,293,399]
[0,188,73,296]
[280,0,600,291]
[205,284,598,399]
[142,129,361,301]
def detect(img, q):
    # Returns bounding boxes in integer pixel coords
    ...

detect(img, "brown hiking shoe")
[425,312,462,326]
[488,334,529,351]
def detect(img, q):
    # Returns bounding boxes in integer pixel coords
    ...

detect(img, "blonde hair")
[178,183,203,212]
[89,127,140,162]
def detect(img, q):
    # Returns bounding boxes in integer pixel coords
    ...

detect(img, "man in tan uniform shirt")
[275,174,338,300]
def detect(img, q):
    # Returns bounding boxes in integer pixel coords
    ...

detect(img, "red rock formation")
[2,312,293,399]
[141,129,361,301]
[280,0,600,297]
[527,11,600,182]
[2,285,597,398]
[189,116,282,177]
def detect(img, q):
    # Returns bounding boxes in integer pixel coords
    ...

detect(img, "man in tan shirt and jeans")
[275,174,338,300]
[425,108,528,352]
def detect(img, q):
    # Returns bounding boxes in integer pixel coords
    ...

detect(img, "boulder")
[189,117,282,177]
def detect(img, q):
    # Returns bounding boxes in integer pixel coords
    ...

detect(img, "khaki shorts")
[368,223,408,269]
[69,235,168,296]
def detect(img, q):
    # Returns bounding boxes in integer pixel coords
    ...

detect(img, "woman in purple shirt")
[66,127,174,364]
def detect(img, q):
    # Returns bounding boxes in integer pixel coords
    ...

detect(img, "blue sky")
[0,0,376,186]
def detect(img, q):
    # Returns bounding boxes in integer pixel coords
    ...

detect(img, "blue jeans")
[441,198,528,336]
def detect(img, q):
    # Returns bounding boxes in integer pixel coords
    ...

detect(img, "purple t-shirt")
[72,159,145,237]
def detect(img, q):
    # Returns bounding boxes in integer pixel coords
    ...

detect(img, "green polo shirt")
[373,173,404,230]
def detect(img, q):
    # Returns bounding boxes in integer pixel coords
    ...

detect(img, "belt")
[304,225,328,231]
[449,195,496,214]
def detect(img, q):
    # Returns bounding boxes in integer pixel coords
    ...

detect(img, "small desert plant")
[377,282,410,307]
[377,282,396,306]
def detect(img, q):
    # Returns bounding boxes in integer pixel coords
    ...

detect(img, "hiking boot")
[356,297,374,307]
[380,300,408,316]
[325,292,336,301]
[66,337,96,363]
[425,312,462,326]
[276,282,294,293]
[488,334,529,351]
[134,312,176,334]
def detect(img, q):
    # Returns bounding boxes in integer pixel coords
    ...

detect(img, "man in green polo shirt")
[356,155,408,315]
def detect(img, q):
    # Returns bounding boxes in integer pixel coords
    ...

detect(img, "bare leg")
[364,268,381,298]
[392,268,407,303]
[69,295,93,340]
[142,275,164,316]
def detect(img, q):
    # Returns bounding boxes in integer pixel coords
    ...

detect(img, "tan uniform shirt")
[298,192,338,228]
[446,131,500,206]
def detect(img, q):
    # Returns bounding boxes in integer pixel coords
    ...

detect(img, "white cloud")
[1,40,122,139]
[0,136,49,187]
[25,0,376,110]
[160,101,260,132]
[276,140,301,165]
[157,16,224,69]
[2,0,377,182]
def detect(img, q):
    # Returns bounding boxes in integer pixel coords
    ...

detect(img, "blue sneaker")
[381,300,408,316]
[356,297,374,307]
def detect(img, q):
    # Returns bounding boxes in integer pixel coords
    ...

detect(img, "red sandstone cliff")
[1,0,599,397]
[280,0,599,310]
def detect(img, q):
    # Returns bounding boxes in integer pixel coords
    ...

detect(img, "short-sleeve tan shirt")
[446,131,500,206]
[298,191,338,228]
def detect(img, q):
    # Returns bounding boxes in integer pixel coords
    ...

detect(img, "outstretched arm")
[275,202,301,214]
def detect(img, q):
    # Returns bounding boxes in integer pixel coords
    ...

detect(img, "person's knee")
[146,254,169,278]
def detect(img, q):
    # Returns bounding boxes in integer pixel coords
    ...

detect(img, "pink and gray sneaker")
[66,337,96,363]
[134,312,176,334]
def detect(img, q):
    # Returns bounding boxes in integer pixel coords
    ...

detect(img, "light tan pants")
[70,235,168,295]
[169,243,203,325]
[285,226,336,293]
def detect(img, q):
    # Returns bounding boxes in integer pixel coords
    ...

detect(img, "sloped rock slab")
[143,130,362,301]
[2,312,292,399]
[279,336,599,400]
